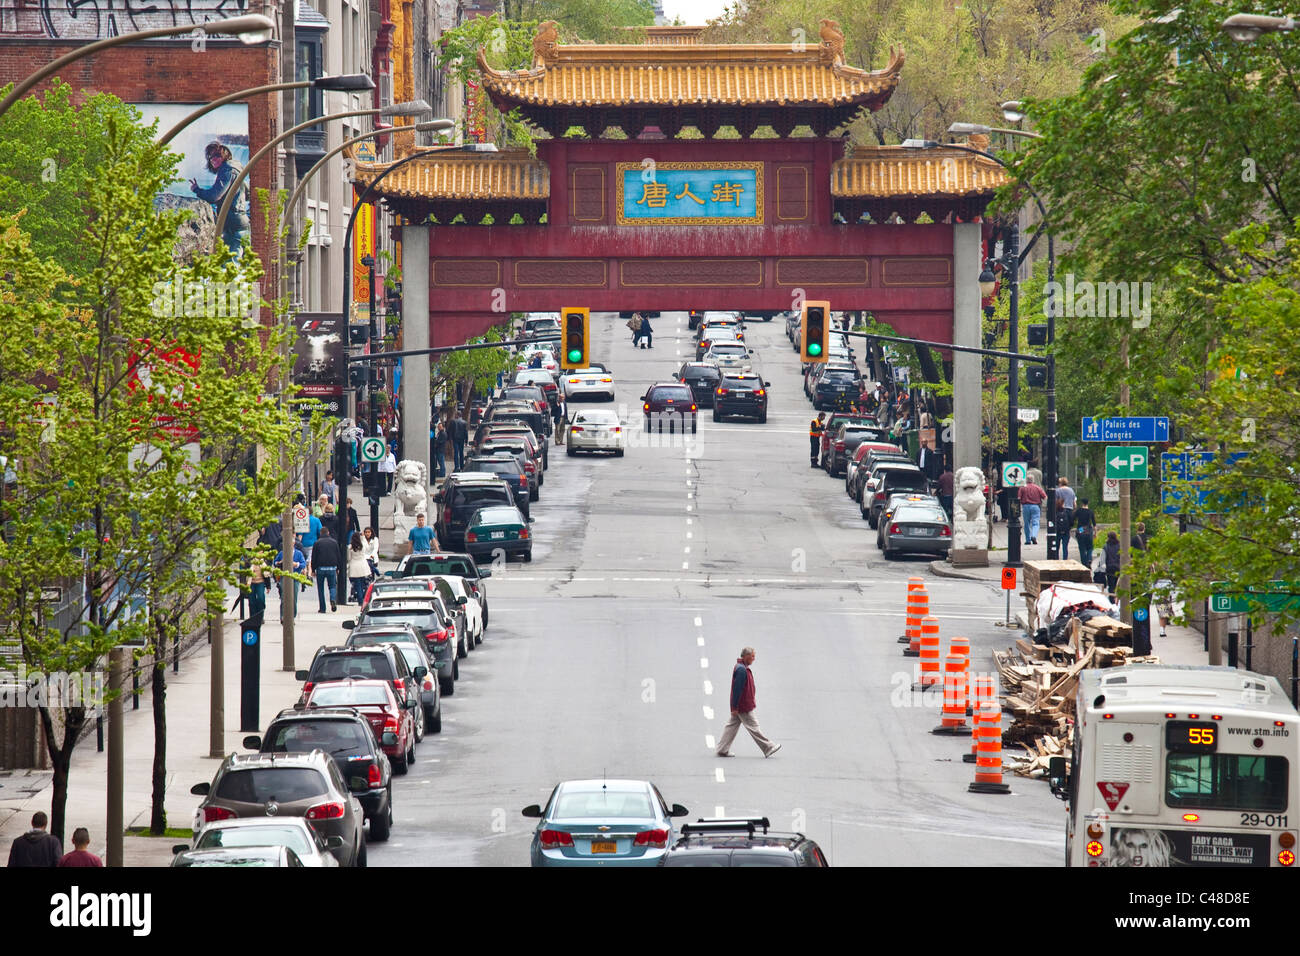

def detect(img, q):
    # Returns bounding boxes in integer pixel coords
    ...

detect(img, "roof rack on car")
[680,816,771,835]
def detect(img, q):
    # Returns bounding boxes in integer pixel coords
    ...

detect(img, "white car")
[562,368,616,402]
[515,349,558,375]
[180,817,340,867]
[567,408,625,456]
[429,574,484,646]
[703,342,753,372]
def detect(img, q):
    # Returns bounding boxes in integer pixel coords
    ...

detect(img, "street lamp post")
[1221,13,1296,41]
[0,14,276,122]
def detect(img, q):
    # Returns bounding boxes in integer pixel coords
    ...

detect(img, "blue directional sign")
[1081,416,1170,443]
[1161,483,1249,516]
[1161,451,1247,481]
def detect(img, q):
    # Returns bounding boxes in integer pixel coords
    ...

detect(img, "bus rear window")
[1165,754,1288,812]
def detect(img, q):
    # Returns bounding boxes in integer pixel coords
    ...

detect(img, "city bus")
[1049,665,1298,867]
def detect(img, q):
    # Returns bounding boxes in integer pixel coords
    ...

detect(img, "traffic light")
[1026,365,1047,387]
[800,301,830,363]
[560,307,590,370]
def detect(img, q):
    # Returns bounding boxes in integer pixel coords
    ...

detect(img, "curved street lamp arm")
[937,141,1052,269]
[215,107,381,242]
[0,16,274,121]
[161,81,311,147]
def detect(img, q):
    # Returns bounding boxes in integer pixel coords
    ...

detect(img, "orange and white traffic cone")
[902,584,929,658]
[912,616,942,691]
[947,635,971,715]
[899,577,925,644]
[968,703,1011,794]
[964,674,997,763]
[932,650,969,735]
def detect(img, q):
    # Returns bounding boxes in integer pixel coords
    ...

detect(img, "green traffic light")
[568,349,584,363]
[808,343,822,356]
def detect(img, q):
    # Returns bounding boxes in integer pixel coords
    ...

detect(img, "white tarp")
[1037,581,1118,625]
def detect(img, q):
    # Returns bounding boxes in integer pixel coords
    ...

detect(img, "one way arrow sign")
[1105,446,1149,480]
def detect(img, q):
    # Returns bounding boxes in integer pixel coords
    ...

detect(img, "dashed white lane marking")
[703,680,713,695]
[686,504,694,511]
[715,768,726,783]
[694,616,702,627]
[697,636,705,646]
[703,705,714,720]
[700,657,709,668]
[682,561,689,569]
[686,531,693,539]
[705,734,716,749]
[684,546,691,554]
[715,805,726,817]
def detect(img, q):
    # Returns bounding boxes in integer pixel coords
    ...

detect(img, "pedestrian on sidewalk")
[1055,477,1077,558]
[407,512,436,556]
[248,545,269,617]
[7,812,62,867]
[715,647,781,758]
[639,314,654,349]
[433,421,448,478]
[321,470,337,505]
[1018,475,1048,545]
[1131,521,1149,553]
[451,413,468,471]
[312,525,342,612]
[276,536,306,616]
[937,466,954,520]
[379,450,396,494]
[348,535,371,605]
[1074,498,1096,570]
[342,497,360,549]
[1103,531,1122,600]
[57,828,103,868]
[362,526,381,578]
[312,493,329,518]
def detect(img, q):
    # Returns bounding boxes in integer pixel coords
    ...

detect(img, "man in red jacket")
[715,647,781,758]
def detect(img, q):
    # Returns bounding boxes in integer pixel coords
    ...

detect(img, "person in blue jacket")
[189,142,250,256]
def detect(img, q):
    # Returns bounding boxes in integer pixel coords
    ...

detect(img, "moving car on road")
[562,368,616,402]
[522,779,690,867]
[642,383,698,433]
[677,362,722,408]
[877,499,953,558]
[712,371,769,423]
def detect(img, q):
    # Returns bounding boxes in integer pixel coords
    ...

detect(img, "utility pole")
[106,647,126,867]
[279,0,299,668]
[1005,224,1022,568]
[207,604,224,757]
[1119,332,1131,625]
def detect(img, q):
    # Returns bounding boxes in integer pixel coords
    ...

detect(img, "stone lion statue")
[954,467,986,522]
[532,20,560,68]
[393,459,429,517]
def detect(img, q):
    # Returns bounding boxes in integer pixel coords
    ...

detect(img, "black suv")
[243,707,396,842]
[347,599,459,695]
[658,818,829,867]
[712,371,769,423]
[641,383,698,433]
[677,362,722,408]
[464,454,532,512]
[295,645,424,724]
[434,474,520,550]
[392,552,491,628]
[341,624,443,731]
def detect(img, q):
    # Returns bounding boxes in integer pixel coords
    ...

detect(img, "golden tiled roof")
[831,147,1008,198]
[476,41,904,109]
[624,25,707,45]
[350,148,549,201]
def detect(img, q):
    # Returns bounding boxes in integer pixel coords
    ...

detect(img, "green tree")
[500,0,655,42]
[0,110,305,840]
[433,324,516,421]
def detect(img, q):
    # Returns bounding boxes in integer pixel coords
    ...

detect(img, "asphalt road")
[369,311,1064,867]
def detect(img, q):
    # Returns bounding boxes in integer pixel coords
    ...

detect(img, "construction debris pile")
[996,561,1159,779]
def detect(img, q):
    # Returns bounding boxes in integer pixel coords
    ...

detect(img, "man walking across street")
[311,525,342,612]
[1018,475,1048,545]
[451,412,468,471]
[7,812,62,867]
[1054,477,1076,558]
[715,647,781,758]
[809,413,826,468]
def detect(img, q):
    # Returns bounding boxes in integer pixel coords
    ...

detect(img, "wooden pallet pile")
[1021,559,1094,632]
[996,620,1159,778]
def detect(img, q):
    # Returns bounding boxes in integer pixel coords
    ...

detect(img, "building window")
[297,38,324,131]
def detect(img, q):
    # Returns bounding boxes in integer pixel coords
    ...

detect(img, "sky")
[660,0,733,25]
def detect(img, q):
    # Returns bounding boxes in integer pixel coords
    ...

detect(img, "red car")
[304,679,418,774]
[817,412,880,469]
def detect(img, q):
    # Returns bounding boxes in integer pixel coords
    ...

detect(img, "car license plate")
[590,841,618,854]
[911,527,936,536]
[490,531,506,539]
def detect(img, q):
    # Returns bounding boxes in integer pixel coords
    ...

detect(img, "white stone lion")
[954,466,986,522]
[393,459,428,517]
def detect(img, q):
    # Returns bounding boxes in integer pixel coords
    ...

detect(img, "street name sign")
[1081,416,1169,443]
[1105,446,1149,480]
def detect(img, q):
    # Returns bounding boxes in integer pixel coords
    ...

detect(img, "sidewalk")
[928,518,1208,667]
[0,504,416,866]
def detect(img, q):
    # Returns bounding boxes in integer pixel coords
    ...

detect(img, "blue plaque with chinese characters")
[617,162,763,225]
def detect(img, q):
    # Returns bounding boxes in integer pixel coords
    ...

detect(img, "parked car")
[463,453,532,513]
[391,552,492,629]
[178,811,341,866]
[304,679,417,774]
[825,422,893,477]
[641,383,698,433]
[340,628,443,730]
[484,399,551,440]
[846,442,908,500]
[862,463,930,526]
[477,421,547,471]
[877,499,953,558]
[522,779,689,867]
[345,600,459,695]
[465,504,532,563]
[190,751,367,866]
[435,472,522,550]
[293,644,424,734]
[244,706,397,840]
[658,817,829,867]
[817,412,879,468]
[170,845,308,867]
[513,368,560,411]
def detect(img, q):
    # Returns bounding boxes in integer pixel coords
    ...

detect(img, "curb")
[928,560,994,583]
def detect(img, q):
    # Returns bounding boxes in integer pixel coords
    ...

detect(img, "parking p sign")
[360,436,387,463]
